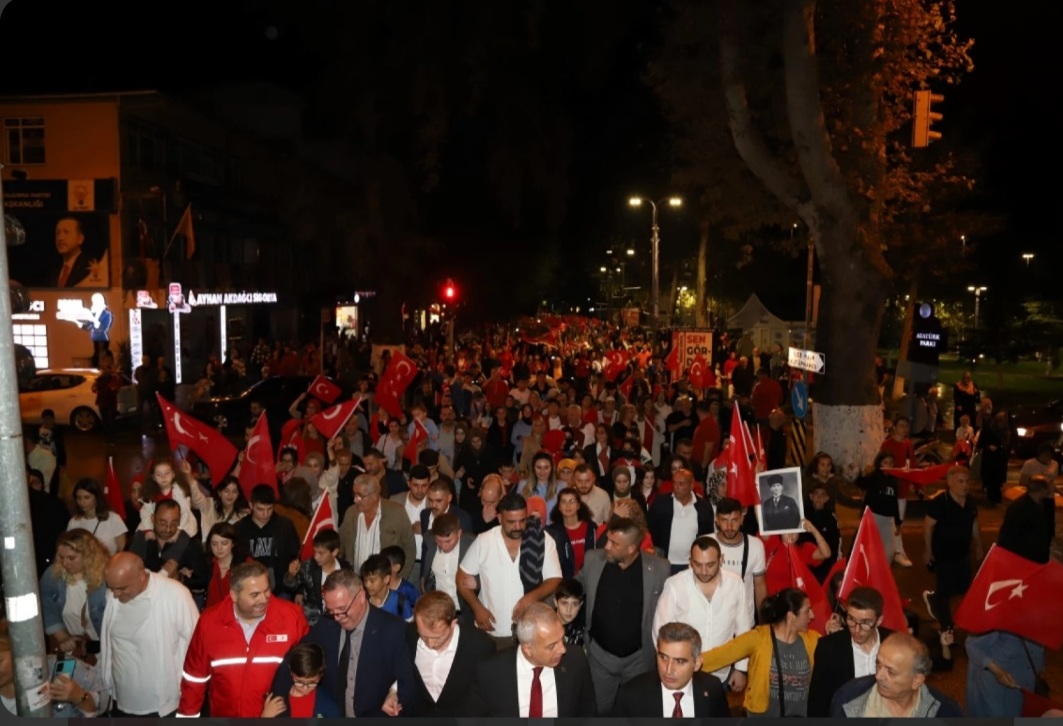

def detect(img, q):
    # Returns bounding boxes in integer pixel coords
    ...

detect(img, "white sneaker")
[894,552,913,567]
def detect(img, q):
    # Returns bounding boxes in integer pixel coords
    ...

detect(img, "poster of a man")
[55,216,96,287]
[756,468,804,534]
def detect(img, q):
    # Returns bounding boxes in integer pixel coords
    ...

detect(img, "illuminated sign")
[129,309,143,382]
[187,290,278,306]
[136,290,158,309]
[168,283,191,314]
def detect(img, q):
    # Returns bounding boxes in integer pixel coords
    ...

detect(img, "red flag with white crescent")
[379,350,418,398]
[307,375,342,405]
[278,418,306,464]
[156,393,238,484]
[837,508,908,632]
[955,543,1063,649]
[300,492,337,561]
[239,412,277,500]
[725,403,760,508]
[309,396,362,440]
[404,418,428,464]
[786,543,832,635]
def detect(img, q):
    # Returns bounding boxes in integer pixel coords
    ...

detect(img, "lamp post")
[629,195,682,327]
[967,285,987,328]
[1022,252,1035,267]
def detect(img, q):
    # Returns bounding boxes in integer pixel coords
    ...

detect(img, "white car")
[20,368,137,432]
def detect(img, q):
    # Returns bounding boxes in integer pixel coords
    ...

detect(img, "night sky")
[1,0,1056,317]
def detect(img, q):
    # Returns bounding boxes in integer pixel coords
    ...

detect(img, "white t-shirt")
[431,545,461,610]
[62,579,99,640]
[69,516,128,556]
[717,535,766,620]
[460,527,562,637]
[108,592,156,714]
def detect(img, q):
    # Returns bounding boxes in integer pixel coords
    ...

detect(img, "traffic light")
[912,90,944,148]
[443,278,457,302]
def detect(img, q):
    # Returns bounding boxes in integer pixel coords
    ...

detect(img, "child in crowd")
[953,414,975,464]
[554,578,586,647]
[380,545,420,615]
[499,463,520,492]
[360,554,415,621]
[283,529,349,625]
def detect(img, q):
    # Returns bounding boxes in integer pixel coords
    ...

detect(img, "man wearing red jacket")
[177,561,309,717]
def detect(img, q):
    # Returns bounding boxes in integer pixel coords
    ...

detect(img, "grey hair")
[883,632,932,676]
[353,474,380,496]
[230,560,270,591]
[515,602,561,645]
[657,621,702,659]
[322,568,363,596]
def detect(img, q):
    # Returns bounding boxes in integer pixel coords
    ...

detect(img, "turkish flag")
[156,393,238,484]
[404,418,428,464]
[726,403,760,507]
[375,388,404,420]
[664,345,679,372]
[379,350,418,398]
[838,507,908,632]
[617,373,634,401]
[310,396,362,440]
[299,491,337,561]
[541,429,566,454]
[278,418,306,464]
[104,456,126,515]
[1022,689,1063,717]
[955,543,1063,649]
[307,375,342,405]
[688,354,715,388]
[239,413,277,500]
[787,543,832,635]
[881,463,951,488]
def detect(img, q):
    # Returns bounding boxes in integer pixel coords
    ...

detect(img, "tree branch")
[781,0,853,227]
[719,0,814,222]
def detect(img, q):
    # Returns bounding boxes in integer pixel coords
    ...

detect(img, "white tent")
[727,294,806,351]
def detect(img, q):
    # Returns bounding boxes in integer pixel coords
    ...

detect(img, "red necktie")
[58,264,71,288]
[530,666,543,718]
[672,691,683,718]
[642,415,654,453]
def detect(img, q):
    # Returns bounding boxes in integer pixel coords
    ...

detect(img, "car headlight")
[1016,427,1028,438]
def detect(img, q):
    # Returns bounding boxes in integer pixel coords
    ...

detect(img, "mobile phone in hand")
[52,658,75,680]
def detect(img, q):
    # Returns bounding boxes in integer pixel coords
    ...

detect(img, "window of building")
[4,117,46,165]
[12,324,49,369]
[124,120,167,172]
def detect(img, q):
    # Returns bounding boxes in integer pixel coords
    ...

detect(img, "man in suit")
[760,472,801,531]
[338,474,417,579]
[613,622,730,717]
[808,585,893,717]
[404,590,495,717]
[271,569,416,717]
[469,602,597,717]
[54,216,93,288]
[578,516,670,714]
[647,468,715,574]
[419,478,473,562]
[421,513,474,624]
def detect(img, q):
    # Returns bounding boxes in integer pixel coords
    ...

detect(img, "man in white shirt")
[99,552,199,717]
[391,464,430,574]
[712,498,767,621]
[422,513,474,615]
[457,493,562,648]
[572,464,612,526]
[406,590,496,717]
[652,536,752,692]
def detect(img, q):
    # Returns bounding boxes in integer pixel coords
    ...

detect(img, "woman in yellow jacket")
[700,588,819,717]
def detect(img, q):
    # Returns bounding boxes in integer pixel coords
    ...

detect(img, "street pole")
[0,175,52,716]
[651,203,660,328]
[804,236,814,345]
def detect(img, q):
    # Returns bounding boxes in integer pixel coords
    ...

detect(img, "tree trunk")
[696,219,709,327]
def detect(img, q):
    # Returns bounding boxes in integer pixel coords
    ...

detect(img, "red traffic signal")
[443,279,457,301]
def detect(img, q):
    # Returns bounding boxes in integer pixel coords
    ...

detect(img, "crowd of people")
[2,320,1059,718]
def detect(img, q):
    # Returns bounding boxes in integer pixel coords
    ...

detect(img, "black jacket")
[612,670,729,717]
[808,627,893,717]
[998,493,1055,564]
[282,557,352,625]
[647,494,714,556]
[468,645,598,717]
[234,512,301,594]
[130,530,210,591]
[403,621,496,717]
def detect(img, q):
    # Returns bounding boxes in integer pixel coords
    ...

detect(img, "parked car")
[1009,399,1063,459]
[19,368,137,432]
[190,375,335,436]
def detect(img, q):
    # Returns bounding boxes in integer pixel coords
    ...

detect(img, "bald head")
[480,474,503,502]
[105,552,150,603]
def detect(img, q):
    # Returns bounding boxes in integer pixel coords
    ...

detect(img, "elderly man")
[808,586,894,717]
[652,536,751,694]
[98,552,199,717]
[613,622,730,717]
[830,632,963,716]
[470,602,597,716]
[579,517,670,714]
[648,468,714,574]
[272,569,415,717]
[471,473,504,534]
[177,561,309,717]
[338,473,416,577]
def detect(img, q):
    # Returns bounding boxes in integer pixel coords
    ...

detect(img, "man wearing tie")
[54,217,92,288]
[469,602,597,716]
[612,622,730,717]
[761,473,801,531]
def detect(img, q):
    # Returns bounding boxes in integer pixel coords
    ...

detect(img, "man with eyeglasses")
[807,586,893,717]
[272,569,415,717]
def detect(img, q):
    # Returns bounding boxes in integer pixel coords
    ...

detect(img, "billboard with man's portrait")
[3,179,114,288]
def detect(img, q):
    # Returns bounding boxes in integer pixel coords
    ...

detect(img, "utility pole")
[0,174,53,716]
[804,235,815,345]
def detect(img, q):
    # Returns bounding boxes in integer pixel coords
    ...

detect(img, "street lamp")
[960,235,966,254]
[1022,253,1035,266]
[967,285,987,328]
[629,195,682,326]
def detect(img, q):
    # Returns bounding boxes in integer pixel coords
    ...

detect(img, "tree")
[652,0,972,476]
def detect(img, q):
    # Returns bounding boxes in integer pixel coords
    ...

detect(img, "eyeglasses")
[291,675,322,690]
[845,615,877,630]
[324,591,361,620]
